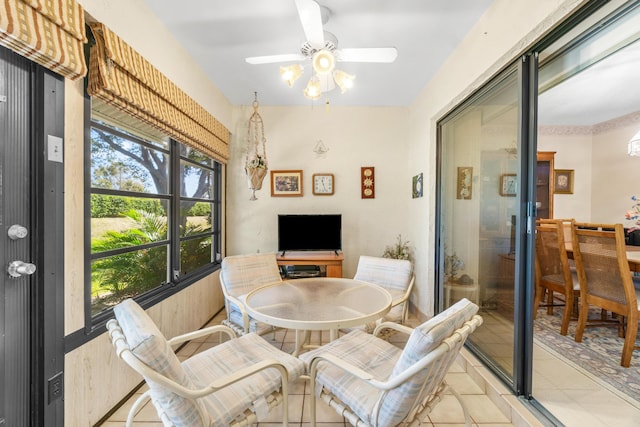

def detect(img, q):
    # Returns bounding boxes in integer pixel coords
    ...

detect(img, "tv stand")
[276,251,344,278]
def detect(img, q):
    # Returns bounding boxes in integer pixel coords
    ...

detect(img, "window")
[87,111,221,320]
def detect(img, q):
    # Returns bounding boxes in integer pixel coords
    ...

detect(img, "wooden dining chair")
[572,222,640,367]
[534,218,579,335]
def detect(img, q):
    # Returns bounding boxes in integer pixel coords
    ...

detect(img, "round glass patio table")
[244,277,392,355]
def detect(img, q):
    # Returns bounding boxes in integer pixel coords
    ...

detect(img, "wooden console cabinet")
[276,251,344,278]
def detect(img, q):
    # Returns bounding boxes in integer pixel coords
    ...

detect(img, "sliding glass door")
[436,0,640,412]
[437,59,535,388]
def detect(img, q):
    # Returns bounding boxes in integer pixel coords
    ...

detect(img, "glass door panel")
[439,65,520,378]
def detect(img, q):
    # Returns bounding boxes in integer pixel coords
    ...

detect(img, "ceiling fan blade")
[295,0,325,48]
[338,48,398,63]
[245,54,306,65]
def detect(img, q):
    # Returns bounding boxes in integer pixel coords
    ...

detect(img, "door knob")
[7,224,28,240]
[7,261,36,278]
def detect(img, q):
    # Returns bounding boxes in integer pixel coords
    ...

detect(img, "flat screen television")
[278,214,342,254]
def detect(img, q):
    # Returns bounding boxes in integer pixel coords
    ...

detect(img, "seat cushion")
[228,305,274,335]
[113,299,208,426]
[299,329,402,425]
[376,298,478,426]
[224,294,275,335]
[183,332,305,425]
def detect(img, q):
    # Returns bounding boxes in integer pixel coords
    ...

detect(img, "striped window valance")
[87,22,230,163]
[0,0,87,80]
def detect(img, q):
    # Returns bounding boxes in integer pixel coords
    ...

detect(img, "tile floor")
[101,310,640,427]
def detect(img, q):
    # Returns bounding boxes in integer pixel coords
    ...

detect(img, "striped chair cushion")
[354,256,413,294]
[228,302,275,335]
[221,253,282,297]
[378,298,479,426]
[113,299,208,426]
[354,256,412,322]
[183,332,306,425]
[299,329,403,425]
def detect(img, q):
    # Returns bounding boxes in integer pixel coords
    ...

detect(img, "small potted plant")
[245,153,268,200]
[382,234,413,262]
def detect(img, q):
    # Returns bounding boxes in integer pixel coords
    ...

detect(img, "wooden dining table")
[565,243,640,273]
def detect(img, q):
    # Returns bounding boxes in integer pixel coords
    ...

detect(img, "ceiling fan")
[245,0,398,99]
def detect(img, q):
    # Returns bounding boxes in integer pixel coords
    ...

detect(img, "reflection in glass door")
[438,64,522,380]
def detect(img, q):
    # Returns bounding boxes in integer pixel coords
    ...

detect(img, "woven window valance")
[0,0,87,80]
[87,22,230,163]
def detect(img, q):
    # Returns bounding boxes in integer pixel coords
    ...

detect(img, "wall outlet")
[48,372,64,403]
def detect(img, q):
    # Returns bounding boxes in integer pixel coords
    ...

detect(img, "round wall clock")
[312,173,334,195]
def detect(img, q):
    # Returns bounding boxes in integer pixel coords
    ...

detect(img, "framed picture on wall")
[456,167,472,200]
[554,169,574,194]
[500,174,517,197]
[271,170,303,196]
[412,173,423,198]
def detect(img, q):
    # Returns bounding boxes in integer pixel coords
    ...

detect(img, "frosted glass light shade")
[280,64,303,87]
[304,76,322,100]
[334,70,355,93]
[312,50,335,74]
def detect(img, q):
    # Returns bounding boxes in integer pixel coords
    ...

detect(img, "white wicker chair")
[219,252,282,335]
[107,298,305,426]
[300,298,482,427]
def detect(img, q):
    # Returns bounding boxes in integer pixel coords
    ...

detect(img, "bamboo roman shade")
[0,0,87,80]
[87,22,230,163]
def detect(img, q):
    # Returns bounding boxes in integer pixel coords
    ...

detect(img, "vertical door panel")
[0,46,33,426]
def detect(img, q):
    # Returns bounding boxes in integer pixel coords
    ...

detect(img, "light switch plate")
[47,135,63,163]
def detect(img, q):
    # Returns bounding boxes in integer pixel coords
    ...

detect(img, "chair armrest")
[390,274,415,307]
[121,349,289,400]
[373,321,413,337]
[308,343,449,391]
[168,325,237,346]
[308,353,380,385]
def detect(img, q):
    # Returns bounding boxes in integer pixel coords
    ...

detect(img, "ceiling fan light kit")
[245,0,397,102]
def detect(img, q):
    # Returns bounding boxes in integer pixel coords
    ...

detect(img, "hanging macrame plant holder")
[245,93,269,200]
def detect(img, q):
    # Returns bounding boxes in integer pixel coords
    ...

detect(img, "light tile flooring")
[102,311,517,427]
[102,310,640,427]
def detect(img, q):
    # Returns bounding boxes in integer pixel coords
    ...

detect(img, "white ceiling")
[142,1,639,125]
[538,40,640,126]
[142,0,493,107]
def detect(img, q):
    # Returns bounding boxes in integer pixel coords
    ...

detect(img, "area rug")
[534,307,640,407]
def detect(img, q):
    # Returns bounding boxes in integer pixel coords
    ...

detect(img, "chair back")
[374,298,480,426]
[572,223,636,312]
[220,253,282,297]
[536,218,574,241]
[108,299,208,426]
[354,255,413,320]
[535,219,573,287]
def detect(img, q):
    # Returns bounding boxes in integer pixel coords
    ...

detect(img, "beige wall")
[60,0,604,424]
[226,105,411,277]
[538,112,640,226]
[591,114,640,224]
[538,128,593,221]
[64,1,230,425]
